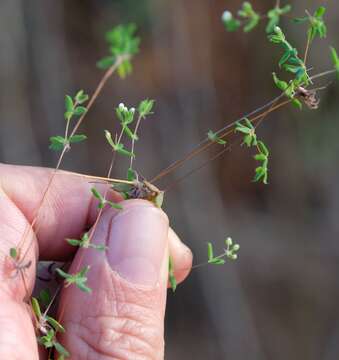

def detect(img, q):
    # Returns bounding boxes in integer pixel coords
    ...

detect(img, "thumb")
[58,199,169,360]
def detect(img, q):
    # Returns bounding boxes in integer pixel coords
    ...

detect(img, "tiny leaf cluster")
[222,1,292,34]
[207,237,240,265]
[56,266,92,293]
[97,24,140,78]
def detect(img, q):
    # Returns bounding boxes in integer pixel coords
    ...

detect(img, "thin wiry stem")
[130,114,143,169]
[192,251,228,270]
[164,99,291,193]
[303,33,312,65]
[150,92,286,184]
[57,128,125,325]
[18,56,127,272]
[151,66,336,184]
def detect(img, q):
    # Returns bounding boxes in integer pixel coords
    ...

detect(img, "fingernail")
[107,200,169,286]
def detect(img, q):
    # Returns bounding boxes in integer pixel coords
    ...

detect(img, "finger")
[0,163,122,260]
[58,200,169,359]
[168,228,192,286]
[0,293,39,359]
[0,187,39,357]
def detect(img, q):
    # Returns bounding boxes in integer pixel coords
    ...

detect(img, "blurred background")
[0,0,338,359]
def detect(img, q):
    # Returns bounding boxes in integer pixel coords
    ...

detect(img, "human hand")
[0,164,192,359]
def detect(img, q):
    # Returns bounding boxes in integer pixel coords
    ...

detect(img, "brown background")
[0,0,338,359]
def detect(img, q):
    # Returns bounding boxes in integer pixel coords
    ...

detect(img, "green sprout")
[138,99,155,119]
[105,130,135,158]
[9,247,17,259]
[91,187,123,210]
[66,232,107,251]
[269,26,309,82]
[168,256,177,292]
[235,118,257,147]
[207,237,240,266]
[56,266,92,293]
[266,4,292,33]
[272,72,303,109]
[32,297,69,358]
[253,141,270,184]
[295,6,327,41]
[207,130,227,145]
[222,11,241,32]
[49,90,88,151]
[238,2,260,32]
[330,46,339,78]
[97,24,140,78]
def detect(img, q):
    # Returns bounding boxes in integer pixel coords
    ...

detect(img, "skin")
[0,164,193,359]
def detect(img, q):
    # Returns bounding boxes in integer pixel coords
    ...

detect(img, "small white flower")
[118,103,125,110]
[130,107,135,113]
[222,10,232,22]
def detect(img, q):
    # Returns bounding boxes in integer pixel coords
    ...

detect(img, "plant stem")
[63,171,134,186]
[129,114,142,169]
[192,251,228,270]
[17,57,126,275]
[303,32,312,65]
[57,128,126,324]
[164,99,291,192]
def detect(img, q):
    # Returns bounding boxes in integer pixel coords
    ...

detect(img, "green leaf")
[292,99,303,110]
[115,143,135,158]
[54,342,70,358]
[105,23,140,58]
[123,125,138,140]
[46,316,65,333]
[315,6,326,18]
[75,90,89,104]
[222,11,241,32]
[91,187,104,202]
[106,201,123,210]
[168,256,177,292]
[73,106,87,116]
[138,99,155,118]
[272,72,288,91]
[56,266,92,293]
[243,16,260,32]
[96,56,116,69]
[117,60,133,79]
[49,136,67,151]
[9,247,17,259]
[208,130,227,145]
[38,289,51,308]
[31,297,42,319]
[207,242,214,261]
[207,242,225,265]
[127,168,137,181]
[209,258,225,265]
[257,141,269,156]
[69,134,87,144]
[238,2,260,32]
[330,46,339,77]
[65,95,73,112]
[66,238,81,247]
[104,130,115,148]
[266,5,292,33]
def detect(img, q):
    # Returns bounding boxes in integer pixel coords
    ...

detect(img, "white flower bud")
[222,11,232,22]
[233,244,240,252]
[225,237,233,247]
